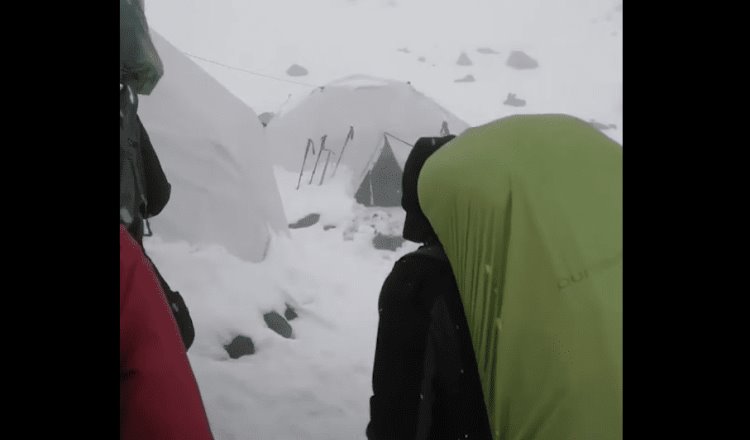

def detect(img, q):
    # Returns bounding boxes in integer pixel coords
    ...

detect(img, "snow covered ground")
[139,1,622,438]
[145,168,418,439]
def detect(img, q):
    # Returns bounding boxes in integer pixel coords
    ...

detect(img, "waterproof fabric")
[367,246,490,440]
[418,114,622,439]
[120,0,163,94]
[120,226,213,440]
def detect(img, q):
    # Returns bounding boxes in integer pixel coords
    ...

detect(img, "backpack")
[120,83,195,350]
[417,115,623,439]
[119,83,171,239]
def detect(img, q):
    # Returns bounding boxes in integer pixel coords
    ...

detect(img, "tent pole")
[441,120,450,136]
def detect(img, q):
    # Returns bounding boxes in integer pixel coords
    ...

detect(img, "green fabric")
[418,114,622,440]
[120,0,163,95]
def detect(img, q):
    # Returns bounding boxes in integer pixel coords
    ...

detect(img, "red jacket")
[120,226,214,440]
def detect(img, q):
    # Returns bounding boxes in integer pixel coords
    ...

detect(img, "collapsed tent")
[138,30,288,262]
[267,75,469,206]
[419,114,622,439]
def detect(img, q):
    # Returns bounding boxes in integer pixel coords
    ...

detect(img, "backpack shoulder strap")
[411,244,449,262]
[120,83,148,238]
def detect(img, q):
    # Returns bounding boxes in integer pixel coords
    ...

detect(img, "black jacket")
[367,245,492,440]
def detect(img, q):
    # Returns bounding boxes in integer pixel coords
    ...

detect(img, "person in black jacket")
[367,136,492,440]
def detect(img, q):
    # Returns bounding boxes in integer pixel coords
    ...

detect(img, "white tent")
[138,30,288,262]
[267,75,469,204]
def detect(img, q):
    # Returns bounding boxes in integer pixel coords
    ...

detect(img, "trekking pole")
[309,134,327,185]
[296,138,316,190]
[319,150,335,186]
[332,126,354,178]
[317,134,334,185]
[440,120,450,136]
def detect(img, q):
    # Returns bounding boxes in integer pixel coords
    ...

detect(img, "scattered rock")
[455,74,476,83]
[258,112,274,127]
[286,64,309,77]
[506,51,538,69]
[373,233,405,251]
[264,311,294,339]
[456,52,473,66]
[224,335,255,359]
[477,47,499,54]
[503,93,526,107]
[323,225,336,231]
[284,304,298,321]
[589,120,618,131]
[289,213,321,229]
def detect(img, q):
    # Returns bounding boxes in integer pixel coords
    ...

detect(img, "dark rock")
[259,112,274,127]
[264,311,294,339]
[289,213,321,229]
[455,74,476,83]
[503,93,526,107]
[506,51,539,69]
[224,335,255,359]
[477,47,499,54]
[589,120,617,131]
[456,52,473,66]
[286,64,309,77]
[284,304,298,321]
[373,233,405,251]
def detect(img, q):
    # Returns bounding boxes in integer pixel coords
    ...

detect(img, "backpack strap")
[411,244,449,263]
[120,83,148,236]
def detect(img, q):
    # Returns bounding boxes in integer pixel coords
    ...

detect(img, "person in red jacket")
[120,225,214,440]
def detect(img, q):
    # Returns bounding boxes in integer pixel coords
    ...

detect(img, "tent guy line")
[183,51,319,88]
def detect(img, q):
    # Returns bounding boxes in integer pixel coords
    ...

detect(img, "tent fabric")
[138,31,288,262]
[418,114,622,440]
[354,138,404,207]
[268,75,469,196]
